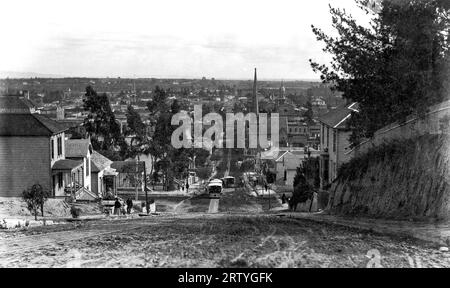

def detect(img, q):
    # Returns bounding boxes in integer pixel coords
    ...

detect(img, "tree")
[22,184,51,220]
[300,157,320,189]
[197,165,213,182]
[240,159,255,173]
[310,0,450,146]
[83,86,127,159]
[291,169,315,211]
[146,86,170,117]
[125,105,148,159]
[146,86,179,190]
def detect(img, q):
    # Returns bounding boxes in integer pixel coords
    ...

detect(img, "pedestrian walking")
[145,200,150,215]
[126,198,133,214]
[114,198,121,216]
[186,182,190,193]
[281,193,287,204]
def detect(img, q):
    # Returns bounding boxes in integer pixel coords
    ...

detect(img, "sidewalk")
[280,212,450,246]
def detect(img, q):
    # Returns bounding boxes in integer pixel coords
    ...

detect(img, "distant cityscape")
[0,76,345,151]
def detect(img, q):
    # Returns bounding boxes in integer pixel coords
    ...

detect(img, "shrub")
[70,206,82,218]
[22,184,51,220]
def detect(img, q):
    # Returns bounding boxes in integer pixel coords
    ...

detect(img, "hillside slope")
[327,134,450,221]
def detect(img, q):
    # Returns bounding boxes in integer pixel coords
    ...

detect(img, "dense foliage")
[311,0,450,146]
[83,86,127,159]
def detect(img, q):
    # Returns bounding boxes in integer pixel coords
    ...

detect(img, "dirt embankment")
[328,135,450,221]
[0,197,102,219]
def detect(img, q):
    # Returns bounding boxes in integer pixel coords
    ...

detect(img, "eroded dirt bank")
[328,135,450,220]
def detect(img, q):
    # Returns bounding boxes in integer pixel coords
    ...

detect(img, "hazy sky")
[0,0,371,79]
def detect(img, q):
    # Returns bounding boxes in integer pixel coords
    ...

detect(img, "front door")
[52,175,57,196]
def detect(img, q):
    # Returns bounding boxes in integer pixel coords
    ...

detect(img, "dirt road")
[1,187,449,268]
[1,213,450,268]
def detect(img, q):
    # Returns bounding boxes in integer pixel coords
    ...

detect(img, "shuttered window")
[57,137,62,156]
[51,139,54,159]
[333,130,337,153]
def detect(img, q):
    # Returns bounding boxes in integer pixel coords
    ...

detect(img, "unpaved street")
[1,212,449,268]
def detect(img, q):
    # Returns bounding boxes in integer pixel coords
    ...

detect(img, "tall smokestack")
[253,68,258,115]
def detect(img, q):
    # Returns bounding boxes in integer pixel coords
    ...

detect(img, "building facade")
[318,103,357,188]
[0,96,102,200]
[0,96,68,197]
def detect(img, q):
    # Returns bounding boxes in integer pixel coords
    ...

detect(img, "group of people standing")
[113,197,134,216]
[113,197,156,215]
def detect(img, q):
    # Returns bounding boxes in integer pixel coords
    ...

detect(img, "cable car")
[221,176,235,188]
[208,179,223,199]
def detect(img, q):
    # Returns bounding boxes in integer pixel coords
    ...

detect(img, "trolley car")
[207,179,223,199]
[221,176,235,188]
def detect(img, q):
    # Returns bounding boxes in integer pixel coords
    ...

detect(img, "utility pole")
[144,161,148,215]
[135,156,139,201]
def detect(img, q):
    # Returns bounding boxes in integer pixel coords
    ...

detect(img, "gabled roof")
[34,114,68,134]
[0,96,67,136]
[0,96,31,113]
[318,102,358,129]
[0,113,67,136]
[52,159,83,170]
[91,151,113,173]
[261,149,285,160]
[20,97,39,109]
[66,139,92,158]
[275,151,291,162]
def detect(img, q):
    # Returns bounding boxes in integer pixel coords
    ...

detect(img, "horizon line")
[0,71,321,82]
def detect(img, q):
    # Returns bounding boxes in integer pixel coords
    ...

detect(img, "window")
[51,139,54,159]
[333,130,337,153]
[86,159,89,176]
[327,127,330,148]
[57,136,62,156]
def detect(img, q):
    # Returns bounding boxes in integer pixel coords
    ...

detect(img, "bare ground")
[1,214,449,268]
